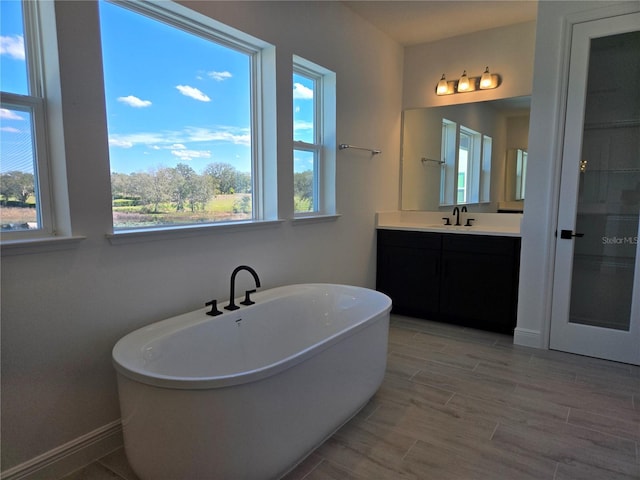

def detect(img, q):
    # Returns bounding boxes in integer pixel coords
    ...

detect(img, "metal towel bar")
[339,144,382,155]
[421,157,444,165]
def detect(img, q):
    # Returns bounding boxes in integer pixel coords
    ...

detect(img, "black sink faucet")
[225,265,261,311]
[452,206,461,226]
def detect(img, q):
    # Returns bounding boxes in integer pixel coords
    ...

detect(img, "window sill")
[106,219,285,245]
[1,235,87,256]
[291,214,341,225]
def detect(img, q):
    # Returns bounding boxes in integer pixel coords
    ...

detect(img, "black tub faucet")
[225,265,261,311]
[452,206,461,226]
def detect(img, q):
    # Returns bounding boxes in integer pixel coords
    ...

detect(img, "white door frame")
[548,12,640,365]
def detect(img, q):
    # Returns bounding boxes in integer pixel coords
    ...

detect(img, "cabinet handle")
[560,229,585,239]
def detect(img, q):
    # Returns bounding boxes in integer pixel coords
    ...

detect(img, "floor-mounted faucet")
[225,265,261,311]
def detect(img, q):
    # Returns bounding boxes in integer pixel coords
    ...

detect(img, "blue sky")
[1,0,315,176]
[99,0,254,175]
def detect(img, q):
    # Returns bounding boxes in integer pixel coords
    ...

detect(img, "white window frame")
[440,119,491,207]
[1,1,55,241]
[481,135,493,203]
[101,0,277,235]
[292,55,336,218]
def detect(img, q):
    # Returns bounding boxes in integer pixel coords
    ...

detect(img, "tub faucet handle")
[205,299,223,316]
[240,289,256,306]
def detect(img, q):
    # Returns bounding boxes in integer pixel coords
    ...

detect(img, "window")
[0,1,53,238]
[440,119,491,206]
[99,0,271,231]
[293,56,336,217]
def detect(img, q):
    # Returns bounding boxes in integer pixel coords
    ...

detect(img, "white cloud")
[293,82,313,100]
[1,126,21,133]
[294,120,313,132]
[176,85,211,102]
[107,126,250,150]
[171,149,211,161]
[0,35,25,60]
[184,126,250,146]
[109,138,134,148]
[208,71,232,82]
[0,108,24,121]
[117,95,152,108]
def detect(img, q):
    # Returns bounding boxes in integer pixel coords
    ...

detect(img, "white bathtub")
[112,283,392,480]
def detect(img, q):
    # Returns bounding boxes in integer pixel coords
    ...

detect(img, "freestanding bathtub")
[112,283,392,480]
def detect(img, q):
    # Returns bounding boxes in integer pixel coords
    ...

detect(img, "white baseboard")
[513,327,543,348]
[1,421,123,480]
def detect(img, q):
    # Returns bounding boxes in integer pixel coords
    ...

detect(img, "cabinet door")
[440,235,520,333]
[377,230,441,318]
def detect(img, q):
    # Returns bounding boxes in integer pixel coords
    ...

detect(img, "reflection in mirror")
[506,148,527,201]
[401,97,530,213]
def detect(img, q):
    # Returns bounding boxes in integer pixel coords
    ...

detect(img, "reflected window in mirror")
[440,119,492,206]
[515,149,527,200]
[506,148,527,202]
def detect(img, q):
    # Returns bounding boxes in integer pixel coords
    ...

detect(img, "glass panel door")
[549,13,640,365]
[569,31,640,331]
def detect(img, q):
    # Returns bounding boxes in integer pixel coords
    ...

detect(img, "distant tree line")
[111,162,252,213]
[1,163,314,212]
[0,171,35,206]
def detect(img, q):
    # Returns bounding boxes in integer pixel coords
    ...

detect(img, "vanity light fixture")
[580,159,588,173]
[437,74,449,95]
[457,70,471,92]
[436,74,455,95]
[479,66,500,90]
[435,67,501,95]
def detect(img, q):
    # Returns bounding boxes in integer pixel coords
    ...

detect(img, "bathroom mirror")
[401,96,530,212]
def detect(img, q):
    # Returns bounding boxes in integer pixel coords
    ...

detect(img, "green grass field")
[112,194,252,228]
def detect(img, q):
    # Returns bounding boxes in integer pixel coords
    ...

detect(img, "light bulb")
[457,70,470,92]
[436,74,449,95]
[480,66,493,89]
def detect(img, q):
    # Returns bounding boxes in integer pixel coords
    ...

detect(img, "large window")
[440,119,491,206]
[99,0,267,231]
[0,1,53,237]
[293,56,336,217]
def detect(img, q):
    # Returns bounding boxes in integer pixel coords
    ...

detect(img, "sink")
[424,224,475,230]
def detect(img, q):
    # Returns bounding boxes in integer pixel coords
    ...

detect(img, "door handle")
[560,229,585,239]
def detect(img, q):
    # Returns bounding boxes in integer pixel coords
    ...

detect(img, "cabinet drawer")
[377,229,441,250]
[442,233,519,255]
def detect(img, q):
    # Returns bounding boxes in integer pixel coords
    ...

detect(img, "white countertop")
[376,211,522,237]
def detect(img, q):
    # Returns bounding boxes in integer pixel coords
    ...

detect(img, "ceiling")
[342,1,538,46]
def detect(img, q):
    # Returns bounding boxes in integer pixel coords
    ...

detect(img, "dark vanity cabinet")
[376,229,521,333]
[376,230,442,319]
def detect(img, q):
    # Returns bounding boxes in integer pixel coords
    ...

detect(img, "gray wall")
[0,1,403,471]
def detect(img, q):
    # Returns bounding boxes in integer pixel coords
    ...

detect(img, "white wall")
[515,0,639,348]
[403,21,536,109]
[0,0,403,473]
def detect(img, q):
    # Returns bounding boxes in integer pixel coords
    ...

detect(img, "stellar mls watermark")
[602,236,638,245]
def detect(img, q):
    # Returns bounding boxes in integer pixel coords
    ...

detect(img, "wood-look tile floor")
[61,315,640,480]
